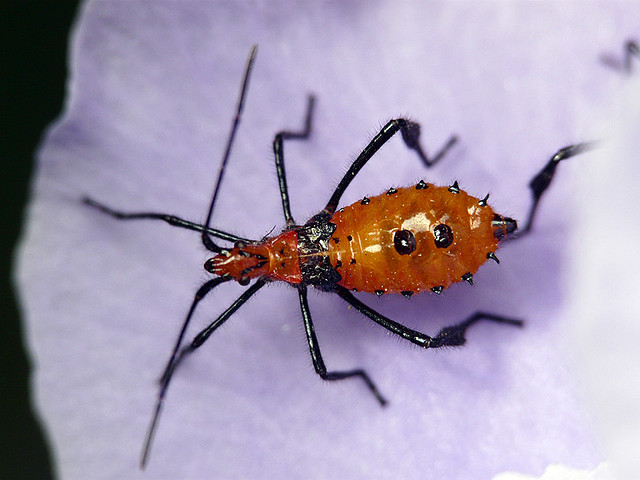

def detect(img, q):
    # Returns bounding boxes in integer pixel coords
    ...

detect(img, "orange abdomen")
[328,183,500,294]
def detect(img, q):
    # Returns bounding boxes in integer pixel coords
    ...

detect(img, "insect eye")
[393,229,417,255]
[433,224,453,248]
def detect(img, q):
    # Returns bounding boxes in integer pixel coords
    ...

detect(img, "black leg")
[158,276,232,386]
[273,95,315,226]
[520,142,596,235]
[141,278,267,469]
[83,197,255,244]
[324,119,457,215]
[426,312,523,347]
[298,285,388,406]
[623,40,639,73]
[335,286,522,348]
[602,39,639,73]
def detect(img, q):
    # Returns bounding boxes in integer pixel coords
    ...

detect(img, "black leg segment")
[602,39,639,73]
[141,277,267,469]
[324,118,457,215]
[335,286,522,348]
[427,312,524,348]
[298,285,388,406]
[157,276,232,386]
[520,142,596,235]
[83,197,255,244]
[401,120,458,167]
[273,95,316,226]
[622,39,639,73]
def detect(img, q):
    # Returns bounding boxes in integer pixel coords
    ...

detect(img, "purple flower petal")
[16,2,639,479]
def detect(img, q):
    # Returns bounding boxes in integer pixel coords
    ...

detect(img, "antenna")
[140,45,259,469]
[201,45,258,253]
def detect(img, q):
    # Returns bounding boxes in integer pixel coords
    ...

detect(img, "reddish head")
[204,229,302,285]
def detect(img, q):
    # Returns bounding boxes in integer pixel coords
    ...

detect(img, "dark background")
[2,2,80,479]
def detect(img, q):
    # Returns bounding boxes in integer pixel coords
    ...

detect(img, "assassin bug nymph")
[83,46,593,467]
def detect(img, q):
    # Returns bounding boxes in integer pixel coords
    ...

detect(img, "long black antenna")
[201,45,258,253]
[140,45,259,469]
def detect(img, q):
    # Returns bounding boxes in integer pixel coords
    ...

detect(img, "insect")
[83,46,593,467]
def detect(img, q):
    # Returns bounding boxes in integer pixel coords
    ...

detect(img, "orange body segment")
[328,184,500,294]
[267,229,303,283]
[206,229,302,284]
